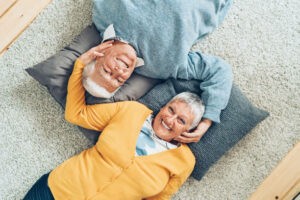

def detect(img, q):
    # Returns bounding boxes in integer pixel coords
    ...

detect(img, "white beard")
[82,62,117,98]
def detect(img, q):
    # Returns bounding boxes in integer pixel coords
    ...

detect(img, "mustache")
[83,62,120,88]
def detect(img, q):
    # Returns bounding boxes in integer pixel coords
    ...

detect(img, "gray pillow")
[26,24,269,180]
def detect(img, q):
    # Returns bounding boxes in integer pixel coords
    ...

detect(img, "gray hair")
[169,92,205,130]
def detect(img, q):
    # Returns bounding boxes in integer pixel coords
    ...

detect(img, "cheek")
[120,71,132,80]
[173,123,186,133]
[100,57,112,68]
[95,58,105,67]
[90,71,99,81]
[126,67,134,75]
[179,126,186,133]
[159,108,168,116]
[162,112,172,120]
[121,73,129,80]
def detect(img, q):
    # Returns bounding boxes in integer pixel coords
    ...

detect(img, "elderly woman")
[24,43,205,200]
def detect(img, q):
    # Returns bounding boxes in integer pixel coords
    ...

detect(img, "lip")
[161,120,171,130]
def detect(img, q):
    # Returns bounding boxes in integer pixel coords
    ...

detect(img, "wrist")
[78,54,91,66]
[196,119,212,131]
[203,118,212,124]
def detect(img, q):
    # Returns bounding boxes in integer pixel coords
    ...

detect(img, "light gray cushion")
[26,24,269,180]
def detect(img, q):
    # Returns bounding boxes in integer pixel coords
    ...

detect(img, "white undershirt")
[135,115,178,156]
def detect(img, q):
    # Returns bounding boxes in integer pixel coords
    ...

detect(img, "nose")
[111,66,125,77]
[164,115,176,127]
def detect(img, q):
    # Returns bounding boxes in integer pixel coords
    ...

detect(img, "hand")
[78,41,113,65]
[174,119,212,143]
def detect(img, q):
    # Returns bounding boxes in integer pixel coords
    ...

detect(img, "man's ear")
[135,57,144,67]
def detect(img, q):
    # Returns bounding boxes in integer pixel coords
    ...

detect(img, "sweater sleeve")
[187,51,233,123]
[65,59,119,131]
[146,171,193,200]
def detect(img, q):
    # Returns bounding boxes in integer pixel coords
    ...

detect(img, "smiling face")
[86,41,137,93]
[152,100,195,142]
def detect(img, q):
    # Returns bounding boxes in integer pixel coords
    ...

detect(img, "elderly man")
[82,0,233,143]
[82,40,139,98]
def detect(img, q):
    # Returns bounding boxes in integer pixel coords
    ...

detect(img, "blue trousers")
[23,173,54,200]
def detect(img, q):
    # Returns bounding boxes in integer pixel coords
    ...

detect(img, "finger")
[95,41,113,51]
[93,52,104,57]
[174,135,200,143]
[180,131,200,138]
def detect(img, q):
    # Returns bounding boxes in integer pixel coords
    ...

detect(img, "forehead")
[168,101,194,121]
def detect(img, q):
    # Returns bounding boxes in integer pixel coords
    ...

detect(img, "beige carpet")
[0,0,299,199]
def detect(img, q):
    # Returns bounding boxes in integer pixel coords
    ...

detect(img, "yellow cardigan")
[48,60,195,200]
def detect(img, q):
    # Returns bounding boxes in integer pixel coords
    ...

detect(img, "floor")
[0,0,51,56]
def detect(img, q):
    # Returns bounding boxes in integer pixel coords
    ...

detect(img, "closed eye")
[116,57,129,68]
[178,118,186,125]
[168,106,174,114]
[103,68,111,75]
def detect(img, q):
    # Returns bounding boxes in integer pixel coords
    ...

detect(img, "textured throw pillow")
[26,24,269,180]
[26,24,100,108]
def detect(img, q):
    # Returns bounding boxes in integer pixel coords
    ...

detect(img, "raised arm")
[187,51,233,122]
[65,42,119,131]
[176,51,233,143]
